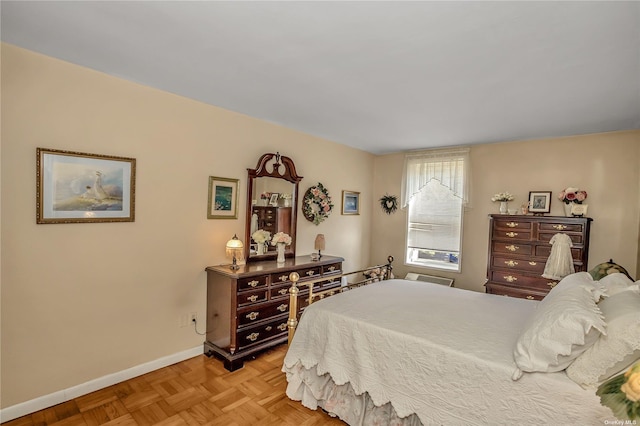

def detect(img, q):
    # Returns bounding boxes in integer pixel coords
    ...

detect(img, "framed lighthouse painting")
[36,148,136,224]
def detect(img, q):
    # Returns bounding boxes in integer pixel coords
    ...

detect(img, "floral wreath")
[302,182,333,225]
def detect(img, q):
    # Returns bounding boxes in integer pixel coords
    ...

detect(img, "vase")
[563,203,573,217]
[499,201,508,215]
[256,243,265,255]
[283,199,291,207]
[276,243,286,263]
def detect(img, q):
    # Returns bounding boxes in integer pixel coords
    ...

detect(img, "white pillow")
[598,273,634,296]
[566,287,640,388]
[512,272,606,378]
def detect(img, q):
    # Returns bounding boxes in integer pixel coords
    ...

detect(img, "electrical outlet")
[190,312,197,323]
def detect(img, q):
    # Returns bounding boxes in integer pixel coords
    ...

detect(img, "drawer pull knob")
[246,311,259,321]
[248,280,259,288]
[277,323,287,331]
[506,222,518,228]
[265,326,272,331]
[306,271,316,276]
[504,260,518,267]
[552,225,567,230]
[278,288,288,295]
[248,295,258,302]
[328,266,336,272]
[277,304,288,312]
[529,261,537,266]
[247,332,259,341]
[505,245,519,252]
[548,281,558,288]
[279,275,288,282]
[504,275,518,282]
[506,232,518,238]
[526,296,535,300]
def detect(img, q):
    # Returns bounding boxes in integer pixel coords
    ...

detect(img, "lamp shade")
[314,234,325,251]
[226,234,244,258]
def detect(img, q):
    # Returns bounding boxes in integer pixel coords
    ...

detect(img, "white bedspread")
[283,279,613,425]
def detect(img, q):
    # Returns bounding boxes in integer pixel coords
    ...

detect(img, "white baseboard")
[0,345,203,423]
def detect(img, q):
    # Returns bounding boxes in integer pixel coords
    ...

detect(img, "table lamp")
[226,234,244,270]
[314,234,325,260]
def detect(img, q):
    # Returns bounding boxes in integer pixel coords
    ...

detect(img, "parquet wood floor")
[3,344,345,426]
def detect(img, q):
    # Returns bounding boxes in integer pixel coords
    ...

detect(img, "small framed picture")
[570,204,588,217]
[342,190,360,215]
[528,191,552,214]
[208,176,239,219]
[269,193,280,206]
[36,148,136,224]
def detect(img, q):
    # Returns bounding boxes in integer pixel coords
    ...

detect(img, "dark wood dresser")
[485,214,592,300]
[251,206,291,237]
[204,255,343,370]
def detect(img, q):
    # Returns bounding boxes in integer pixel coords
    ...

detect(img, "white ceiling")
[2,1,639,154]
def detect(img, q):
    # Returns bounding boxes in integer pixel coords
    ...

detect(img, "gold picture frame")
[208,176,239,219]
[36,148,136,224]
[342,190,360,215]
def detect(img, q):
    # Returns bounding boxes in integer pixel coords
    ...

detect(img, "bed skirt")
[285,362,423,426]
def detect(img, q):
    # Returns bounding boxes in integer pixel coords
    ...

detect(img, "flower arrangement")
[597,361,640,420]
[260,192,271,201]
[251,229,271,244]
[302,182,333,225]
[280,193,292,200]
[558,187,587,204]
[491,192,514,202]
[271,231,292,246]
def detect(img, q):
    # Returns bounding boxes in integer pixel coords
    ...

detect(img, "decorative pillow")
[598,272,634,297]
[589,260,634,281]
[512,272,606,379]
[566,287,640,388]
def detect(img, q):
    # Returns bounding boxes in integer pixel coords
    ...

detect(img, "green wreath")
[379,194,398,215]
[302,183,333,225]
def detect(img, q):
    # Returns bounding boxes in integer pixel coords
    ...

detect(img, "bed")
[281,264,630,425]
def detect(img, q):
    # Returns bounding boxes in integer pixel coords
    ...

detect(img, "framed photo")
[570,204,588,217]
[36,148,136,224]
[342,190,360,215]
[208,176,239,219]
[269,193,280,206]
[528,191,552,214]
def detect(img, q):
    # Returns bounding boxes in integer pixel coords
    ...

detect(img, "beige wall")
[372,131,640,289]
[0,44,374,407]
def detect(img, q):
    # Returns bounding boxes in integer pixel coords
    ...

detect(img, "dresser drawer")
[298,266,322,280]
[238,275,268,291]
[238,301,291,327]
[271,271,293,285]
[539,222,584,233]
[492,256,545,274]
[236,316,289,350]
[486,283,546,301]
[493,220,532,231]
[492,229,531,241]
[491,241,533,256]
[323,262,342,275]
[538,231,584,245]
[489,271,560,291]
[535,245,583,261]
[237,289,268,307]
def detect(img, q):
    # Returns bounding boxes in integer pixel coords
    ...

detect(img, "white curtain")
[401,147,471,208]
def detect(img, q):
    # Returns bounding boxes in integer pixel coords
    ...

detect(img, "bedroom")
[2,1,640,424]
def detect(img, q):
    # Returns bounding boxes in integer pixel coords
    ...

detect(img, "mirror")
[245,153,303,262]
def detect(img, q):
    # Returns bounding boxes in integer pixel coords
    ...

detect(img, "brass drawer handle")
[506,222,518,228]
[277,304,288,312]
[278,288,288,295]
[246,311,259,321]
[277,323,287,331]
[504,275,518,282]
[505,245,519,252]
[504,260,518,267]
[328,266,336,272]
[265,326,272,331]
[248,280,259,288]
[529,261,537,266]
[247,332,259,341]
[526,296,534,300]
[506,232,518,238]
[552,224,567,230]
[267,215,273,219]
[548,281,558,288]
[279,275,288,282]
[306,270,316,276]
[248,295,258,302]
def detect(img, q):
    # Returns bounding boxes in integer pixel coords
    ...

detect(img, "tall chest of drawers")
[204,255,343,371]
[485,215,592,300]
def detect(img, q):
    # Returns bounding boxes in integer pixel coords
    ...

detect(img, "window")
[402,148,469,272]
